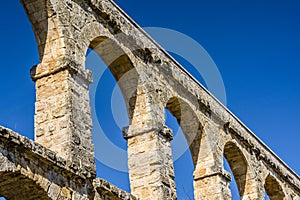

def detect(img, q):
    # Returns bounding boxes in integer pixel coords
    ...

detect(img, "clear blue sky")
[0,1,299,199]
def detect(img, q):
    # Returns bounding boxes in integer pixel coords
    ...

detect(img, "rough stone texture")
[93,179,137,200]
[32,66,95,172]
[124,125,176,200]
[0,126,135,199]
[0,0,299,199]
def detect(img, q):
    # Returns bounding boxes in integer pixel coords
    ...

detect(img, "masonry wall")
[0,0,299,199]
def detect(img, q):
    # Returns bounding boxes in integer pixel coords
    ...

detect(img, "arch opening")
[85,36,140,192]
[0,1,39,140]
[223,141,248,198]
[223,157,240,199]
[88,37,139,122]
[165,108,194,199]
[164,96,203,199]
[264,174,285,200]
[166,97,203,167]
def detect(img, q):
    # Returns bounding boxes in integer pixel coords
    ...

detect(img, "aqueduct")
[0,0,299,199]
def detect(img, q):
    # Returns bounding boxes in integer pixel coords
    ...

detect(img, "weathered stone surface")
[0,126,136,200]
[93,178,138,200]
[0,0,299,199]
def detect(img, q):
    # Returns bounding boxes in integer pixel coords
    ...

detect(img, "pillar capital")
[122,124,173,141]
[194,168,232,199]
[30,61,92,84]
[125,123,176,199]
[194,169,231,182]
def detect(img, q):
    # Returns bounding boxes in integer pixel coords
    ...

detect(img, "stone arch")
[86,36,139,122]
[223,141,250,198]
[21,0,68,65]
[264,174,285,200]
[89,37,136,81]
[0,171,50,200]
[165,96,203,167]
[20,0,48,61]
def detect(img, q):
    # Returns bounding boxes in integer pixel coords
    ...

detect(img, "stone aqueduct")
[0,0,299,199]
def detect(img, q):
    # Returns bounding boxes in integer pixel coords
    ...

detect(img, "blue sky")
[0,0,299,199]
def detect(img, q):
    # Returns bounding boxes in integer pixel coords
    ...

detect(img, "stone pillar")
[123,125,177,200]
[31,63,95,173]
